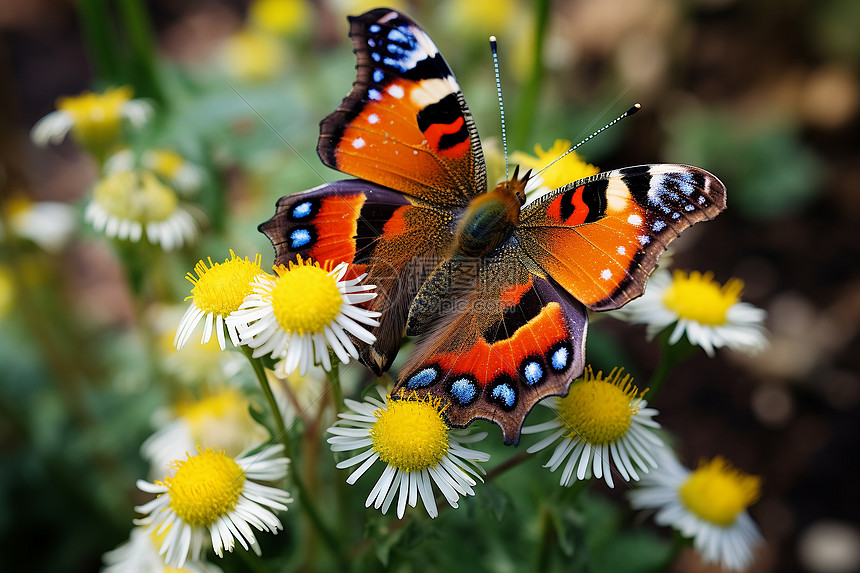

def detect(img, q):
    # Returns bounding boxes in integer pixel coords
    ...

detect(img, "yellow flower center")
[172,389,264,454]
[269,258,342,335]
[371,396,449,472]
[556,368,643,445]
[149,150,185,179]
[91,170,179,223]
[679,457,762,527]
[57,86,132,147]
[186,251,263,317]
[223,30,286,82]
[162,449,245,527]
[0,265,14,319]
[174,388,247,426]
[249,0,308,35]
[662,270,743,326]
[4,196,32,218]
[511,139,599,191]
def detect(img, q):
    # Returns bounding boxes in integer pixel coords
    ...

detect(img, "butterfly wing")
[318,8,486,207]
[518,165,727,310]
[394,249,588,445]
[258,180,454,374]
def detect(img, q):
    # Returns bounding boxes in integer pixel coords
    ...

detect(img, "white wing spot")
[352,138,366,149]
[387,84,405,99]
[367,113,379,124]
[601,269,612,280]
[628,214,643,226]
[617,246,626,255]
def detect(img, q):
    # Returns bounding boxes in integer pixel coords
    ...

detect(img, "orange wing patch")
[329,77,478,206]
[431,302,567,389]
[304,194,366,264]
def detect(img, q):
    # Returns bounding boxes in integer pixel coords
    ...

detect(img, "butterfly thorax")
[453,175,527,259]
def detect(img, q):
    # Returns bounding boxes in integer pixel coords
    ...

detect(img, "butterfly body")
[260,8,727,444]
[452,173,524,258]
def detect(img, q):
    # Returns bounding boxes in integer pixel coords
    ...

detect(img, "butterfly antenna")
[536,103,641,178]
[490,36,509,181]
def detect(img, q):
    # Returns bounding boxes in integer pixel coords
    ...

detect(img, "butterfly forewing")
[258,180,454,374]
[318,8,486,207]
[518,165,727,311]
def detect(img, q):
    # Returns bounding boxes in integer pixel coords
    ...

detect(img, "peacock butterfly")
[259,8,726,444]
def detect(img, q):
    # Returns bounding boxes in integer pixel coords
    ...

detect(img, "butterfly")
[259,8,726,444]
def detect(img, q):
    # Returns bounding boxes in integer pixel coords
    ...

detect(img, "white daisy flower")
[327,386,490,519]
[135,445,292,568]
[85,170,199,251]
[522,367,664,488]
[174,251,263,351]
[106,148,205,195]
[102,526,223,573]
[613,269,769,357]
[1,196,76,252]
[141,387,269,478]
[628,451,764,571]
[30,85,151,148]
[227,257,380,376]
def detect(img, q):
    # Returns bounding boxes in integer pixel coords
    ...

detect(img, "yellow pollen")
[679,457,762,527]
[57,86,133,147]
[556,367,644,445]
[162,448,245,527]
[269,257,342,335]
[371,395,449,472]
[662,270,743,326]
[186,250,263,316]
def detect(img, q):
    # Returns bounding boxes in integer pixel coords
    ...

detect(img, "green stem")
[241,347,348,568]
[535,506,555,571]
[513,0,550,151]
[116,0,165,104]
[646,329,698,400]
[328,360,344,413]
[485,450,531,482]
[237,546,270,573]
[243,346,291,455]
[77,0,122,85]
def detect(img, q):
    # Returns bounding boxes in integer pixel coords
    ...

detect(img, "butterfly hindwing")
[519,164,727,311]
[318,8,486,207]
[258,180,455,374]
[395,247,588,445]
